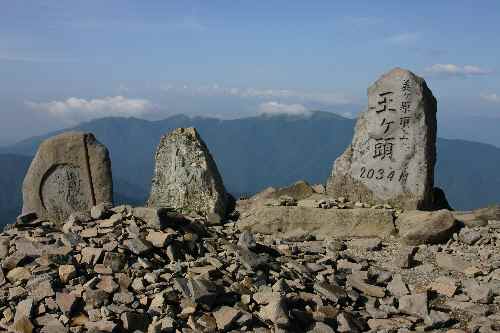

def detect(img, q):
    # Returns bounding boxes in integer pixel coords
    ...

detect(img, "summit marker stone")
[326,68,437,209]
[148,127,230,217]
[22,132,113,223]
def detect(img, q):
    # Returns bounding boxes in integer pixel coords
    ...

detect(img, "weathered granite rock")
[396,209,457,245]
[22,132,113,223]
[326,68,438,210]
[148,127,230,217]
[237,206,395,239]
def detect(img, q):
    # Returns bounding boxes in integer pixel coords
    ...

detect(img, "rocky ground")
[0,202,499,333]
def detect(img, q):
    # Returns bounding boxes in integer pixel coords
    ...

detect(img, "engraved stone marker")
[326,68,437,209]
[22,132,113,222]
[148,127,230,217]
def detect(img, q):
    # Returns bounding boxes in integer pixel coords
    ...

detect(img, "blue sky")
[1,1,499,145]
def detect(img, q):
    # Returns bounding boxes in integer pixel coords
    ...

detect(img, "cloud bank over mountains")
[26,96,155,123]
[425,64,492,77]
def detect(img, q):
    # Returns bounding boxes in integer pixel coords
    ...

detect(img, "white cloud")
[258,101,311,116]
[386,32,421,44]
[480,93,500,103]
[425,64,492,77]
[27,96,154,123]
[160,83,353,106]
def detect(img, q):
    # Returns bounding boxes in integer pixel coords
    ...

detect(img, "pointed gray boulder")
[148,127,230,217]
[326,68,437,210]
[22,132,113,223]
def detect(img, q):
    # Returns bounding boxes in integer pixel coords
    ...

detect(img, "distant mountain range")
[1,111,499,226]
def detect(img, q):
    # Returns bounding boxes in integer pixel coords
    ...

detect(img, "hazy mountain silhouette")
[1,111,499,226]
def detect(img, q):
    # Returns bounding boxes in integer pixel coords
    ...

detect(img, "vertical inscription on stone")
[327,68,437,209]
[22,132,113,223]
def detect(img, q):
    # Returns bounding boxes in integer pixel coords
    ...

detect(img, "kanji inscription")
[327,68,437,209]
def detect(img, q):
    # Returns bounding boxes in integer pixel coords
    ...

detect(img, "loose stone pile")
[1,203,499,332]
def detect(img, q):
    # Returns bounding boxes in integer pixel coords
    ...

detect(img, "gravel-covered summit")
[0,203,499,333]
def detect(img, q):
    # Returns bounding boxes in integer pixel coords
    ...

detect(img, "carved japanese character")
[373,138,394,160]
[380,118,394,134]
[400,101,411,113]
[370,92,396,113]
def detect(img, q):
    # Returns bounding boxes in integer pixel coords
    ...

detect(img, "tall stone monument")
[148,127,230,217]
[326,68,437,210]
[22,132,113,222]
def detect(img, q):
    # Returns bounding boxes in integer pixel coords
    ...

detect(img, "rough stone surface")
[22,132,113,223]
[238,206,395,239]
[148,127,230,217]
[326,68,438,210]
[396,209,457,245]
[0,202,499,332]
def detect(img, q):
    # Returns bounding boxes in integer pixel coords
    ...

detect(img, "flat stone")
[124,238,152,256]
[368,317,413,330]
[237,230,257,249]
[238,207,395,239]
[96,276,119,294]
[146,230,173,248]
[14,298,34,323]
[31,279,55,302]
[102,252,125,272]
[10,316,35,333]
[84,289,110,309]
[213,306,241,331]
[337,311,366,333]
[393,246,416,268]
[313,282,348,303]
[56,292,78,314]
[7,267,31,283]
[80,227,98,238]
[445,300,491,316]
[307,322,336,333]
[348,273,385,298]
[459,228,481,245]
[121,312,151,332]
[187,278,218,309]
[463,280,493,304]
[85,320,117,332]
[430,276,457,297]
[58,265,76,284]
[397,210,457,245]
[90,202,112,220]
[260,296,289,327]
[347,238,382,251]
[387,274,409,297]
[436,253,471,272]
[399,293,428,318]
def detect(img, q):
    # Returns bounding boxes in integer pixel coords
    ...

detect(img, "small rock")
[90,202,112,220]
[146,230,173,248]
[347,238,382,251]
[124,238,152,256]
[56,292,78,314]
[397,210,457,245]
[313,282,347,303]
[348,273,385,298]
[387,274,409,297]
[260,296,289,327]
[213,306,241,331]
[430,276,457,297]
[7,267,31,283]
[58,265,77,284]
[459,228,481,245]
[238,231,257,249]
[121,312,151,332]
[399,292,428,318]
